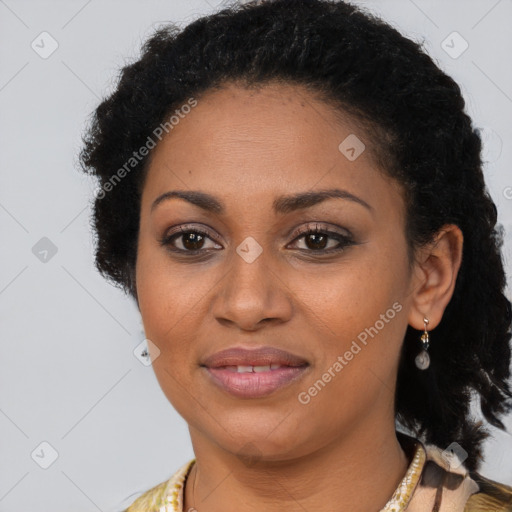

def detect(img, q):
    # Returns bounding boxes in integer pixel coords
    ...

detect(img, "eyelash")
[158,223,355,257]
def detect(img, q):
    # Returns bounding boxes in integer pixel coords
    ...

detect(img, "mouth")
[200,346,309,398]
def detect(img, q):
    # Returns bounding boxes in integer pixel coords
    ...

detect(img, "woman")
[80,0,512,510]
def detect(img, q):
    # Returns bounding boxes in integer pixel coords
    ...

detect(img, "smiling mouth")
[202,363,309,398]
[200,345,310,398]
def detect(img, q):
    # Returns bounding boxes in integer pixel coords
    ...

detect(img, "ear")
[407,224,464,331]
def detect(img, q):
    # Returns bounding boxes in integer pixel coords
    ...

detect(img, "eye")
[159,226,222,253]
[288,223,355,254]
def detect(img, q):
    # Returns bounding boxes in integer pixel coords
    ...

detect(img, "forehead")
[141,81,402,216]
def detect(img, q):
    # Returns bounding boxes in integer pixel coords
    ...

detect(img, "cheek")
[135,242,195,381]
[135,248,202,411]
[288,239,409,393]
[289,253,405,341]
[136,237,215,338]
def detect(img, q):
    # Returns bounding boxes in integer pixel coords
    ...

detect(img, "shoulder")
[402,433,512,512]
[122,459,196,512]
[464,472,512,512]
[122,479,170,512]
[421,441,512,511]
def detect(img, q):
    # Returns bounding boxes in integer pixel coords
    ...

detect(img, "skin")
[135,81,463,512]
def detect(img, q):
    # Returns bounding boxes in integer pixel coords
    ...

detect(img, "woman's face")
[136,82,419,461]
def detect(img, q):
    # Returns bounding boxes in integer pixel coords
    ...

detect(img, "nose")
[211,242,293,331]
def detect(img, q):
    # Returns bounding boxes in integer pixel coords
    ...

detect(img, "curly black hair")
[79,0,512,473]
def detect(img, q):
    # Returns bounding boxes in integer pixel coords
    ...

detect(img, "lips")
[201,346,309,399]
[201,346,308,369]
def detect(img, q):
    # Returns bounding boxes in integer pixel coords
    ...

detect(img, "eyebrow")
[150,188,373,215]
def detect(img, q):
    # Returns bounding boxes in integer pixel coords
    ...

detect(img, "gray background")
[1,0,511,510]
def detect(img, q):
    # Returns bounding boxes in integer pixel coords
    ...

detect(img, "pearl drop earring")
[415,317,430,370]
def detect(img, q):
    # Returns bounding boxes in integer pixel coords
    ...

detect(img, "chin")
[209,413,314,461]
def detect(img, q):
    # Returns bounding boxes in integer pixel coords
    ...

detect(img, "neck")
[184,422,410,512]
